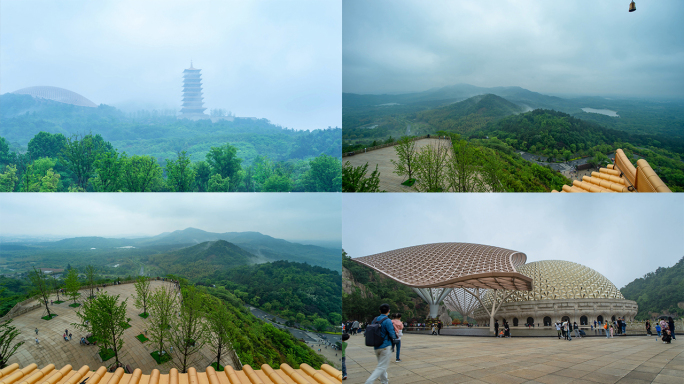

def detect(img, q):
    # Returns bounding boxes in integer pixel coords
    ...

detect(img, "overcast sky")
[343,0,684,97]
[0,193,341,243]
[1,0,341,130]
[342,194,684,289]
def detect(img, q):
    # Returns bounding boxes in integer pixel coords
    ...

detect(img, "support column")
[413,288,453,319]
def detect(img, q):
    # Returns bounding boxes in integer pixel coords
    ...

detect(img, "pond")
[581,108,619,117]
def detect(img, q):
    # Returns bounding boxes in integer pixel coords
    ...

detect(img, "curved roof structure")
[480,260,625,307]
[352,243,533,291]
[444,287,485,318]
[0,363,342,384]
[12,86,97,108]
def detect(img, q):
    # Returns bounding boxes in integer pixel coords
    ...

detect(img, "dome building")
[473,260,638,327]
[12,86,97,107]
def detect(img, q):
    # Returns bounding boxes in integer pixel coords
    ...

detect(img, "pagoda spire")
[181,62,206,116]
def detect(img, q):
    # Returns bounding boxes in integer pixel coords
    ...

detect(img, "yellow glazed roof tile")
[0,366,340,384]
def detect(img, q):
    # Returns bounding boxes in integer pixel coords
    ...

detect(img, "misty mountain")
[344,84,573,111]
[148,240,259,279]
[5,228,341,272]
[413,94,524,134]
[141,228,341,271]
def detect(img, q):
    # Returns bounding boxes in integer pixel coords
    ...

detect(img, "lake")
[582,108,619,117]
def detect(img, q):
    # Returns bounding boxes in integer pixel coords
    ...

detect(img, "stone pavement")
[344,333,684,384]
[6,281,228,373]
[344,138,450,192]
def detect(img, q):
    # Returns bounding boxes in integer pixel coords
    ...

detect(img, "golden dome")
[482,260,625,305]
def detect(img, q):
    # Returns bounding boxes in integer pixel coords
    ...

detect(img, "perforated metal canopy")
[353,242,533,291]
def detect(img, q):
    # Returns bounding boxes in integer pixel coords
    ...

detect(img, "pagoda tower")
[181,61,206,115]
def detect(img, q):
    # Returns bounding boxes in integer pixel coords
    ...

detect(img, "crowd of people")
[646,317,676,344]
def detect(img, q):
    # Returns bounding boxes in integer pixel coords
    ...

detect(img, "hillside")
[485,109,684,190]
[342,251,429,322]
[621,257,684,320]
[142,228,341,272]
[415,94,524,134]
[0,93,341,164]
[148,240,259,279]
[204,260,342,325]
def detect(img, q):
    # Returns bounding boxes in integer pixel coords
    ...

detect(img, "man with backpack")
[364,303,397,384]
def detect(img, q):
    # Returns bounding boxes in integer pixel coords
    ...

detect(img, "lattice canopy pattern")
[13,86,97,107]
[353,243,533,290]
[444,288,484,319]
[480,260,625,307]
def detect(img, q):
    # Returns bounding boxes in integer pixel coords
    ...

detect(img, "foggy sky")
[0,193,341,243]
[1,0,341,130]
[343,0,684,97]
[342,194,684,289]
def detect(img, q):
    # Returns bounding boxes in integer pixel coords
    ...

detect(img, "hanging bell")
[629,1,636,12]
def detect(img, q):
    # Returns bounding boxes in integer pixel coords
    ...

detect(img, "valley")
[342,85,684,191]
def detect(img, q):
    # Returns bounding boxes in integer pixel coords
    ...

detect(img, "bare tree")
[28,267,53,319]
[85,265,97,299]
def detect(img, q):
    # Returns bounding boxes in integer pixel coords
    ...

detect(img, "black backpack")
[365,316,390,347]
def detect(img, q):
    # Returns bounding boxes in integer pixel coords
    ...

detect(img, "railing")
[343,135,449,157]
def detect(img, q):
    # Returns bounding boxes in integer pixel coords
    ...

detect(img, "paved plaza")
[343,333,684,384]
[5,281,227,373]
[344,138,449,192]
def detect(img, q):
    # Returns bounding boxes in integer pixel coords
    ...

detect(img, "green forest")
[0,132,341,192]
[201,261,341,326]
[621,257,684,320]
[205,287,330,368]
[0,93,342,192]
[1,93,341,163]
[342,251,428,322]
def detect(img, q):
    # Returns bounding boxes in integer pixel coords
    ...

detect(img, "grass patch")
[41,313,58,320]
[136,334,149,343]
[138,312,149,319]
[209,362,224,372]
[53,300,65,304]
[150,350,172,364]
[401,178,416,187]
[122,322,132,329]
[99,348,115,362]
[69,303,81,308]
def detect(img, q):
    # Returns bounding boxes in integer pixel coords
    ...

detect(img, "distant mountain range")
[343,84,573,111]
[3,228,341,272]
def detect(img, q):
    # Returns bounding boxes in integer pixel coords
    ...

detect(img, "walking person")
[573,322,580,338]
[556,322,561,339]
[364,303,397,384]
[437,321,442,335]
[604,322,609,338]
[646,320,651,335]
[391,313,404,362]
[495,320,499,337]
[668,317,676,340]
[341,333,349,380]
[35,328,38,335]
[609,325,614,338]
[656,323,662,337]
